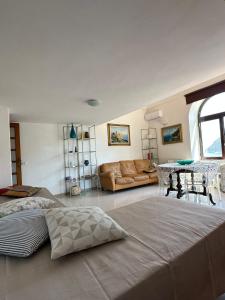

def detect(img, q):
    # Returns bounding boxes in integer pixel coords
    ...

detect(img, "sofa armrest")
[99,171,114,179]
[99,171,116,191]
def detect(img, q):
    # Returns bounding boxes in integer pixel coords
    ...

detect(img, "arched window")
[199,92,225,159]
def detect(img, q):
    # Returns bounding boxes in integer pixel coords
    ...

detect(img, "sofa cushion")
[149,173,158,181]
[120,160,137,176]
[115,177,134,185]
[143,168,157,174]
[100,162,122,177]
[134,175,149,181]
[134,159,151,174]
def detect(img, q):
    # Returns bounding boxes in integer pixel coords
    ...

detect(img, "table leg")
[165,173,173,196]
[176,172,183,199]
[191,171,196,191]
[202,175,216,205]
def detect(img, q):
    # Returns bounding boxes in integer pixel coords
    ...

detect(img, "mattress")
[1,195,225,300]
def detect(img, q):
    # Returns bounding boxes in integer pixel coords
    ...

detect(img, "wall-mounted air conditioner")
[144,110,163,121]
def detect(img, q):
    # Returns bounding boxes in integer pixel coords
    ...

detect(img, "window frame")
[198,97,225,159]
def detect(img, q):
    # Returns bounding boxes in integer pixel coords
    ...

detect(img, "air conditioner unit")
[144,110,163,121]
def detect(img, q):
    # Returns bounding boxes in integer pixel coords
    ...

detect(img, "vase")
[84,131,90,139]
[84,160,89,166]
[70,124,76,139]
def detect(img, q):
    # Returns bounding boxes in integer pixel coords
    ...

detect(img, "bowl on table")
[176,160,194,165]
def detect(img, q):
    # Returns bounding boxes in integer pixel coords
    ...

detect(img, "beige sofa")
[99,159,158,192]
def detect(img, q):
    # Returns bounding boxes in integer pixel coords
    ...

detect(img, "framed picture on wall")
[107,123,131,146]
[161,124,183,145]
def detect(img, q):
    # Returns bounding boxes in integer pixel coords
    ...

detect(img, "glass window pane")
[12,175,17,185]
[10,127,15,138]
[10,139,15,149]
[11,151,16,161]
[200,92,225,117]
[201,119,222,157]
[12,162,16,173]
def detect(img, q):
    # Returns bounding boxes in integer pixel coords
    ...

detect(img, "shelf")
[64,138,96,141]
[141,127,158,163]
[83,164,97,167]
[66,152,78,154]
[65,151,96,155]
[65,164,96,168]
[78,138,96,140]
[78,151,96,154]
[80,174,98,180]
[63,124,98,192]
[65,166,78,168]
[63,138,78,141]
[65,178,81,182]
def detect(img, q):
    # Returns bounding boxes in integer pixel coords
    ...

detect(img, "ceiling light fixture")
[86,99,100,107]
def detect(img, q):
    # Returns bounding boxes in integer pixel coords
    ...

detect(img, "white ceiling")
[0,0,225,124]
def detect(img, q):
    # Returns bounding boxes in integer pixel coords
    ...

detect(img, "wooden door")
[10,123,22,185]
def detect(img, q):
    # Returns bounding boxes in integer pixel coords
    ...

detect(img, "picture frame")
[161,124,183,145]
[107,123,131,146]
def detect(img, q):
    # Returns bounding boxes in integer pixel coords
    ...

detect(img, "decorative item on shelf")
[69,161,76,168]
[84,131,90,139]
[70,124,76,139]
[147,152,151,160]
[69,150,73,153]
[84,160,89,166]
[74,146,78,152]
[78,132,82,139]
[83,175,92,179]
[71,185,81,196]
[65,176,72,181]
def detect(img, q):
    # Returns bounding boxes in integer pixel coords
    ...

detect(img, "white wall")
[96,108,147,165]
[18,109,147,194]
[0,106,12,187]
[147,96,191,163]
[20,123,65,195]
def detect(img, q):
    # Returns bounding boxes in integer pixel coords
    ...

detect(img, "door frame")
[10,123,22,185]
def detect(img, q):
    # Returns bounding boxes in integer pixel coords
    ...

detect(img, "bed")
[1,189,225,300]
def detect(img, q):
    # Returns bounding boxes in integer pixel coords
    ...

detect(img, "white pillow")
[0,197,55,217]
[45,206,128,259]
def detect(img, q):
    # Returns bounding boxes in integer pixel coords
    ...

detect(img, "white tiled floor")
[57,184,225,211]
